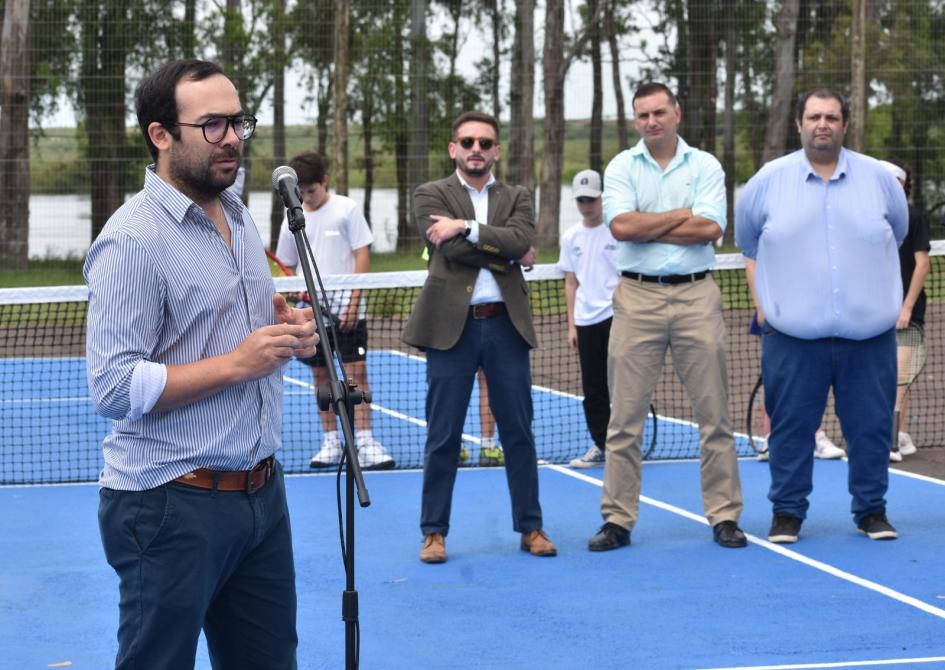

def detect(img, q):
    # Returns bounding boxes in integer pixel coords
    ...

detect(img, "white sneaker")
[814,430,845,460]
[569,445,605,469]
[754,435,769,461]
[898,432,917,456]
[357,434,395,471]
[889,449,903,463]
[310,433,343,468]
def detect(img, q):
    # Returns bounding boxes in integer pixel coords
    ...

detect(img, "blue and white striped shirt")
[84,167,282,490]
[735,148,908,340]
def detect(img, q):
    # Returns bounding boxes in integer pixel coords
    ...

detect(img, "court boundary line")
[695,655,945,669]
[546,463,945,623]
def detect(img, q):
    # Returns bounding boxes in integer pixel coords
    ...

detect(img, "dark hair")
[795,88,850,123]
[632,82,678,108]
[289,151,328,186]
[135,59,226,161]
[451,111,500,141]
[883,156,912,198]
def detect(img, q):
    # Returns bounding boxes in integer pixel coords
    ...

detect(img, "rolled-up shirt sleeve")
[691,154,727,232]
[84,231,166,420]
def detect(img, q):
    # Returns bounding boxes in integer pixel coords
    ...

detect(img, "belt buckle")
[657,275,668,286]
[247,457,272,495]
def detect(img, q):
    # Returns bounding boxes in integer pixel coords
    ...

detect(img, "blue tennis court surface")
[3,460,945,669]
[2,351,730,484]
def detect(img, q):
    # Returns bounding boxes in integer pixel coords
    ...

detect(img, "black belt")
[469,302,506,319]
[621,271,709,285]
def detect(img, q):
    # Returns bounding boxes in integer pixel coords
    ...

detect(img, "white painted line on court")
[546,463,945,623]
[695,656,945,669]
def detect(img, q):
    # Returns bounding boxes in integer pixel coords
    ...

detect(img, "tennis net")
[3,247,944,484]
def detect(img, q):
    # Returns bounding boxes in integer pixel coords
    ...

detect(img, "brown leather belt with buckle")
[469,302,507,319]
[621,271,709,285]
[174,455,275,494]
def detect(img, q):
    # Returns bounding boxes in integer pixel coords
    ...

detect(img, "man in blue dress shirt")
[736,88,908,544]
[85,60,317,668]
[588,83,747,552]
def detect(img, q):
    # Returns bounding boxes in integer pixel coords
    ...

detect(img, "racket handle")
[891,409,900,453]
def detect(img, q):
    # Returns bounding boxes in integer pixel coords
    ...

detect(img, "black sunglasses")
[456,136,496,151]
[576,196,599,204]
[171,114,258,144]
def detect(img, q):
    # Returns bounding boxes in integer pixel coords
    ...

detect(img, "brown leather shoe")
[419,533,447,563]
[520,529,557,557]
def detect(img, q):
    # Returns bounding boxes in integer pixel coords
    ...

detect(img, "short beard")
[169,147,241,202]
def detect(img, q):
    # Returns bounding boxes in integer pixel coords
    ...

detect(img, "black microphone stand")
[282,190,370,670]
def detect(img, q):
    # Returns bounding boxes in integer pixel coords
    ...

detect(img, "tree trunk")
[332,0,349,194]
[408,0,428,231]
[606,0,628,151]
[538,0,565,249]
[763,0,800,163]
[269,0,286,251]
[183,0,197,58]
[362,88,375,228]
[588,0,603,175]
[849,0,867,152]
[81,0,129,243]
[393,1,410,248]
[507,0,534,194]
[0,0,30,269]
[316,72,330,155]
[684,0,717,153]
[722,5,736,246]
[489,0,503,178]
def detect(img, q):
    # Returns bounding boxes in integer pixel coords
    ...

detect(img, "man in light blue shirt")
[736,88,908,544]
[588,83,746,552]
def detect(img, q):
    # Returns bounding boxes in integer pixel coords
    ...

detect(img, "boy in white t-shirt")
[275,152,394,470]
[557,169,620,468]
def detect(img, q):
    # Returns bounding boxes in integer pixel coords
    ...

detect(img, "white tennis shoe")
[898,432,917,456]
[814,430,845,460]
[310,432,343,468]
[357,433,395,471]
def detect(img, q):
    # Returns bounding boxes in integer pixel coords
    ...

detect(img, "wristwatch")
[463,220,474,238]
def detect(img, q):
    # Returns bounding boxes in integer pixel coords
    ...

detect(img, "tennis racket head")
[265,249,311,304]
[896,324,927,386]
[746,373,769,458]
[642,403,658,459]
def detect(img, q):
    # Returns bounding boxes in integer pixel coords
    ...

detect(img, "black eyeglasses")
[576,196,599,204]
[171,114,258,143]
[456,136,496,151]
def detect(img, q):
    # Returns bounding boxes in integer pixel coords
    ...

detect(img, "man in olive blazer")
[403,111,556,564]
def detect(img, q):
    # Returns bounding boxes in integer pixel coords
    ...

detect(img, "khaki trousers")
[601,275,743,531]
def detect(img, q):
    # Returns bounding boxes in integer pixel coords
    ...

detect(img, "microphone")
[272,166,304,222]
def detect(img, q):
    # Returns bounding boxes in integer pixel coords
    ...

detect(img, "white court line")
[696,656,945,669]
[546,462,945,624]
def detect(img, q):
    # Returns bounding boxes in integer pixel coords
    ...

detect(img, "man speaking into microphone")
[84,59,316,669]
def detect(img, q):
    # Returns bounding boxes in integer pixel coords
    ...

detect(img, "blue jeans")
[98,461,298,669]
[420,312,543,537]
[762,325,895,523]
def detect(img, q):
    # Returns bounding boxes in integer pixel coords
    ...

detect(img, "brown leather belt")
[621,271,709,285]
[469,302,506,319]
[174,455,275,494]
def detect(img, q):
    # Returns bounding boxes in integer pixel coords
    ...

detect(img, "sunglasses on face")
[576,196,599,204]
[456,137,496,151]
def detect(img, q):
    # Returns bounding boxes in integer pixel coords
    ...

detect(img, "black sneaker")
[767,513,802,544]
[713,520,748,548]
[857,513,898,540]
[588,522,631,552]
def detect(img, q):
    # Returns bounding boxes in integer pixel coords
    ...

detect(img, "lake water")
[28,186,582,258]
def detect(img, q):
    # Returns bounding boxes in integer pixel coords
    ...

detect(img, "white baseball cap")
[572,169,602,199]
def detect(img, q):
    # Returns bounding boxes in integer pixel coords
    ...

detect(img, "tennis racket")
[642,403,659,459]
[892,324,927,455]
[746,373,769,460]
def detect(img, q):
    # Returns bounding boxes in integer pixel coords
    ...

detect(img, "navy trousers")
[420,312,543,537]
[98,461,298,669]
[762,326,896,523]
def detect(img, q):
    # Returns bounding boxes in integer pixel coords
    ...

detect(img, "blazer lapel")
[446,174,477,221]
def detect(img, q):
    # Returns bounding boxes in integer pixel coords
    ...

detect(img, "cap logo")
[581,178,589,184]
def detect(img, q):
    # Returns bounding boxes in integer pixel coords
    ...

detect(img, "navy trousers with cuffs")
[762,325,896,524]
[420,311,543,537]
[98,460,297,670]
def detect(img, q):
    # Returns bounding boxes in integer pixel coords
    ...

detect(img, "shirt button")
[466,286,473,293]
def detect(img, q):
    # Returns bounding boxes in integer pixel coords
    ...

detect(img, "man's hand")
[272,294,318,358]
[338,300,360,332]
[567,324,578,352]
[231,322,317,380]
[518,245,536,271]
[426,215,467,246]
[897,305,914,330]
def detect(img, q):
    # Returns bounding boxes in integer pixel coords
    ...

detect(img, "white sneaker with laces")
[310,432,343,468]
[569,445,605,469]
[889,448,903,463]
[898,432,917,456]
[357,433,395,471]
[814,430,845,460]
